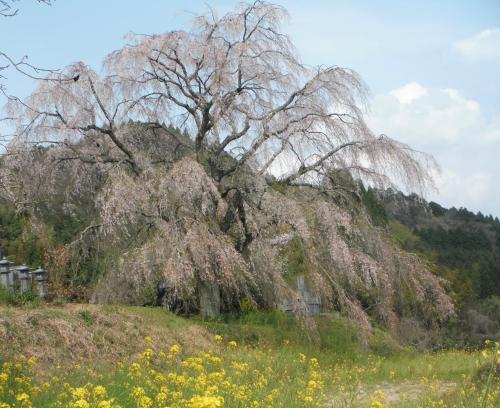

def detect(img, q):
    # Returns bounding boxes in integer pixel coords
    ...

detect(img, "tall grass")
[0,286,40,307]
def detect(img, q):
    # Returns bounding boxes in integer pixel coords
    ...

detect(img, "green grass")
[202,310,363,357]
[0,286,40,307]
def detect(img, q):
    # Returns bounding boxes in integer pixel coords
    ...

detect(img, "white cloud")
[390,82,428,104]
[368,83,500,215]
[453,27,500,63]
[434,170,492,210]
[369,83,486,146]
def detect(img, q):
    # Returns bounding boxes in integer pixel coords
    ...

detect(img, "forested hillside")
[377,189,500,345]
[380,189,500,300]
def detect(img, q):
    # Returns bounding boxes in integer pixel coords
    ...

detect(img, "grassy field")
[0,305,498,407]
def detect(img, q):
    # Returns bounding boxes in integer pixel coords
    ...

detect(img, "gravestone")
[0,255,47,299]
[0,258,11,289]
[17,265,31,293]
[278,275,321,315]
[199,281,220,318]
[33,268,47,299]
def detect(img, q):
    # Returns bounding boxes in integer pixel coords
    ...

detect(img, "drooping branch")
[0,52,62,82]
[280,141,363,184]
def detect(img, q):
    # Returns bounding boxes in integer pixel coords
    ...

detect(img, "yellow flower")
[208,356,222,365]
[128,363,142,378]
[154,372,166,384]
[310,358,319,368]
[16,393,30,402]
[214,335,223,344]
[172,391,183,400]
[71,387,87,400]
[136,396,153,408]
[188,395,224,408]
[72,400,90,408]
[371,400,388,408]
[265,388,279,402]
[228,341,237,349]
[93,385,107,399]
[370,390,388,408]
[131,386,146,399]
[170,344,181,356]
[156,391,168,405]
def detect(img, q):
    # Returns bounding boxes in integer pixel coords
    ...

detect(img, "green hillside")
[378,189,500,346]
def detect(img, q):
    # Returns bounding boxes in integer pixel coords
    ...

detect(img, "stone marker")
[16,265,31,293]
[33,267,47,300]
[199,281,221,319]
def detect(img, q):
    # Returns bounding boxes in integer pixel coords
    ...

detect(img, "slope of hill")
[380,189,500,300]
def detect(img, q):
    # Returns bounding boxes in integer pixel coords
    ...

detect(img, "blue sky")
[1,0,500,215]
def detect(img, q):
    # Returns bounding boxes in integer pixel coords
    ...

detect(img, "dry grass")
[0,304,212,373]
